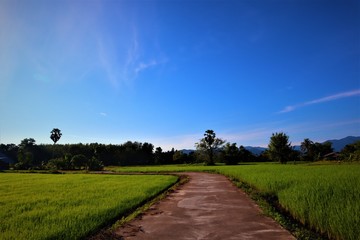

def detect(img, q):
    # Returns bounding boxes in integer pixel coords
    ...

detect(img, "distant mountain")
[244,146,267,155]
[324,136,360,152]
[180,149,195,155]
[179,136,359,155]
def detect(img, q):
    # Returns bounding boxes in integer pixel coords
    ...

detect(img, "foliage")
[110,163,360,240]
[216,164,360,240]
[222,142,239,165]
[195,130,225,165]
[0,173,178,240]
[268,132,292,164]
[71,154,88,169]
[340,141,360,161]
[86,156,104,171]
[46,157,72,170]
[301,138,334,161]
[238,145,255,162]
[154,147,163,164]
[50,128,62,144]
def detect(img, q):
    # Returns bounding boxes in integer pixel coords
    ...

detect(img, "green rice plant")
[0,173,177,240]
[110,163,360,240]
[107,164,219,173]
[216,164,360,240]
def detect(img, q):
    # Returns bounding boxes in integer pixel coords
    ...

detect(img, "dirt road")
[115,172,295,240]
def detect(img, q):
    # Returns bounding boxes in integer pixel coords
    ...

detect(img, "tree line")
[0,129,359,170]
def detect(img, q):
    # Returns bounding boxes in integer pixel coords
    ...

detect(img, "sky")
[0,0,359,150]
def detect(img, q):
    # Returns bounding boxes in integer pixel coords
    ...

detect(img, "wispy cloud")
[99,112,107,117]
[279,89,360,113]
[97,27,165,89]
[97,38,120,88]
[135,60,158,74]
[123,28,140,82]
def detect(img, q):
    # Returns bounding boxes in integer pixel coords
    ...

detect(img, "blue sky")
[0,0,359,150]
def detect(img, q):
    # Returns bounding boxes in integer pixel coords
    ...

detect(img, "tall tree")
[300,138,314,154]
[50,128,62,144]
[154,147,163,164]
[195,130,225,165]
[301,138,315,161]
[16,138,37,169]
[223,142,239,165]
[268,132,292,164]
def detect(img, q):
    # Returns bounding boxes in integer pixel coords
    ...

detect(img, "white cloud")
[135,60,158,74]
[97,27,165,89]
[279,89,360,113]
[99,112,107,117]
[97,38,120,88]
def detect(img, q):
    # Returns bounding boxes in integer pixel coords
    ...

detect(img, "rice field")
[0,173,178,240]
[108,164,217,173]
[110,163,360,240]
[216,164,360,240]
[2,163,358,240]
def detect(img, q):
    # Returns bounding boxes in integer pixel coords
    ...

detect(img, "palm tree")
[300,138,314,154]
[50,128,62,144]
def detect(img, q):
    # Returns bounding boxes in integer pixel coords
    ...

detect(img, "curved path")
[115,172,295,240]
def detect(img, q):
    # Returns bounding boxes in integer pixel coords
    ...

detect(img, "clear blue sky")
[0,0,359,150]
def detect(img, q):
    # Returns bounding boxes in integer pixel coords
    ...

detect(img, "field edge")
[87,173,189,240]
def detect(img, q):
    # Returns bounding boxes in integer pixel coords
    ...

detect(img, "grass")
[0,173,178,240]
[109,163,360,240]
[216,164,360,240]
[106,164,220,173]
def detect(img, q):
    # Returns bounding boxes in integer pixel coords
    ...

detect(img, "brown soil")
[98,172,295,240]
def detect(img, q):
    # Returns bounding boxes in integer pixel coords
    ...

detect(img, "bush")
[46,158,72,170]
[86,157,104,171]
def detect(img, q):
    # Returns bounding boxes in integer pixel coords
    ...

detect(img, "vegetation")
[109,163,360,240]
[1,131,359,170]
[0,173,178,240]
[107,164,218,173]
[222,142,239,165]
[50,128,62,144]
[340,141,360,161]
[1,130,359,239]
[195,129,225,165]
[216,164,360,240]
[268,132,293,164]
[300,138,333,161]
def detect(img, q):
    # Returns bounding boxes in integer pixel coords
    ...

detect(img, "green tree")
[19,138,36,149]
[71,154,87,169]
[15,138,37,169]
[154,147,163,164]
[195,130,225,165]
[301,138,315,161]
[223,142,239,165]
[50,128,62,144]
[268,132,292,164]
[340,141,360,161]
[86,156,104,171]
[173,150,186,164]
[238,145,254,162]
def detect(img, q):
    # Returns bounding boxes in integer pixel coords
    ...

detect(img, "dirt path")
[114,172,295,240]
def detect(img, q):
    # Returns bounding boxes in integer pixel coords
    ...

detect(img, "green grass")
[109,163,360,240]
[106,164,221,173]
[0,173,178,240]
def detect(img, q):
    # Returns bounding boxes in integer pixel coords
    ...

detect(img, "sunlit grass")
[215,164,360,240]
[0,173,178,240]
[106,164,220,173]
[110,163,360,240]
